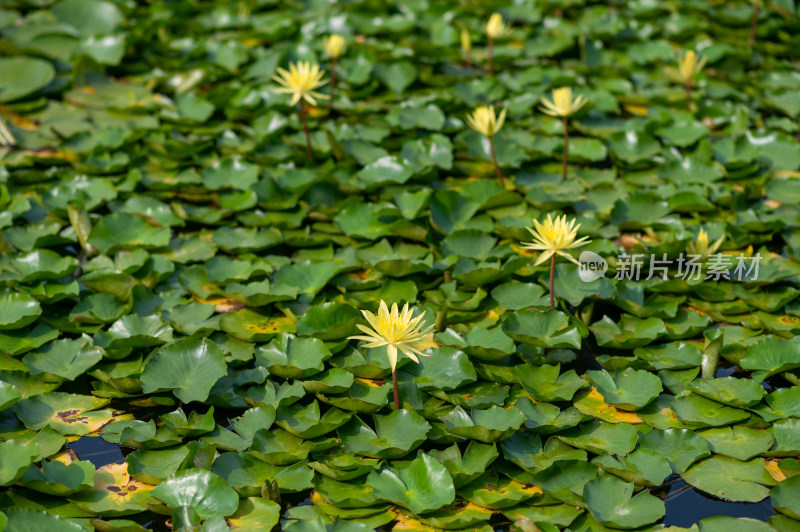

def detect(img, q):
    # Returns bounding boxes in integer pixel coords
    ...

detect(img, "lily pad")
[502,310,582,349]
[584,476,666,529]
[0,293,42,331]
[584,368,662,410]
[339,409,430,459]
[514,364,588,402]
[366,453,455,514]
[0,58,55,103]
[683,456,777,502]
[151,468,239,519]
[442,405,526,443]
[770,475,800,520]
[140,337,227,403]
[699,426,774,461]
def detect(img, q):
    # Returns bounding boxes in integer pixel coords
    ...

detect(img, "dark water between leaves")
[69,436,778,529]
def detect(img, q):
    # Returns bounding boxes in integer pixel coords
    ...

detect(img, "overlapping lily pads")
[1,0,800,529]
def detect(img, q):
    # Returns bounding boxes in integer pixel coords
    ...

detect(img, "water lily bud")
[485,13,509,39]
[323,34,346,60]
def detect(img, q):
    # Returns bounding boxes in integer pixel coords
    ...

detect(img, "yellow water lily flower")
[323,34,346,59]
[348,301,435,372]
[273,61,328,107]
[540,87,587,118]
[466,105,507,137]
[522,214,591,266]
[678,50,706,85]
[460,26,471,54]
[688,228,724,260]
[485,13,510,39]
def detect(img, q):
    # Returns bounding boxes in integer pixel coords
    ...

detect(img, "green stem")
[562,115,569,181]
[748,0,760,49]
[392,369,400,410]
[488,135,504,187]
[299,100,313,159]
[685,80,692,112]
[487,37,494,74]
[328,58,338,113]
[550,254,556,310]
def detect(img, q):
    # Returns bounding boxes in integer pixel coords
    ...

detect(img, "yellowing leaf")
[574,387,643,424]
[70,462,155,516]
[764,459,788,483]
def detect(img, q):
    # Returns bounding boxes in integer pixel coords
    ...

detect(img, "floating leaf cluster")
[0,0,800,531]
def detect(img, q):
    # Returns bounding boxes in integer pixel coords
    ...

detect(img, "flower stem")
[328,58,338,114]
[487,37,494,74]
[549,254,556,310]
[562,115,569,182]
[488,135,504,187]
[685,80,692,112]
[299,101,313,159]
[435,306,447,332]
[391,369,400,410]
[748,0,760,49]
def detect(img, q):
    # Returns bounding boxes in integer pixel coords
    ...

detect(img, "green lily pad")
[689,377,765,408]
[301,369,355,394]
[1,508,83,532]
[339,409,430,459]
[151,468,239,519]
[228,498,281,531]
[140,337,227,403]
[442,405,526,443]
[754,386,800,421]
[502,310,582,349]
[639,428,711,473]
[583,476,666,529]
[771,475,800,520]
[19,459,95,496]
[250,428,312,465]
[633,342,703,370]
[409,347,476,391]
[699,426,774,461]
[275,401,352,439]
[375,61,417,95]
[591,315,667,349]
[584,368,662,410]
[93,314,173,359]
[0,58,55,103]
[606,131,662,164]
[740,337,800,381]
[296,302,361,340]
[459,471,543,509]
[557,421,639,456]
[89,213,170,254]
[514,364,588,402]
[699,516,778,532]
[366,453,455,514]
[357,156,414,187]
[0,293,42,331]
[671,393,751,427]
[683,456,777,502]
[0,439,40,486]
[6,250,77,282]
[0,380,21,410]
[24,336,103,380]
[202,158,260,190]
[428,440,499,489]
[256,334,331,379]
[593,448,672,487]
